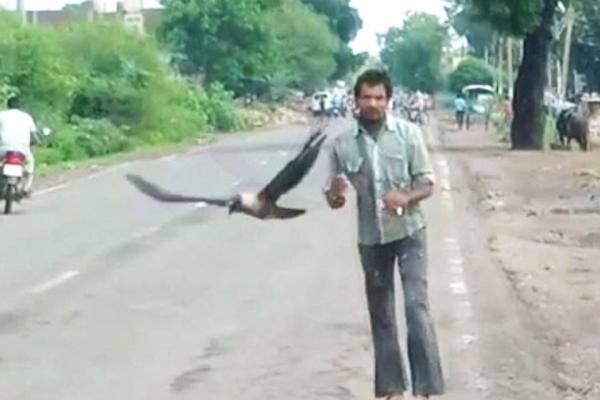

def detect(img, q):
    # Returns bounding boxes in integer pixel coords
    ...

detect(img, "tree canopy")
[159,0,364,95]
[445,2,494,58]
[265,0,339,94]
[448,57,495,93]
[571,2,600,91]
[379,13,448,93]
[300,0,365,79]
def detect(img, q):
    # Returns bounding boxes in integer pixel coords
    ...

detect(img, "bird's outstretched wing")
[126,174,233,206]
[259,130,326,203]
[270,206,306,220]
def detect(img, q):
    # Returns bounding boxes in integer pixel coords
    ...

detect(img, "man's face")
[356,83,389,122]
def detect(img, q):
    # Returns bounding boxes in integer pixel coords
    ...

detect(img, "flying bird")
[126,130,326,220]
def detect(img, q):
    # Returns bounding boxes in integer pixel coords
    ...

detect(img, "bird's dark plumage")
[126,129,326,220]
[259,131,326,203]
[125,174,234,206]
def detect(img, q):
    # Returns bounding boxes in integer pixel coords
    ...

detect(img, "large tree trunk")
[510,0,558,149]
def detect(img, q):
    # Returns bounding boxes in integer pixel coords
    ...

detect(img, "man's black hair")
[354,69,393,100]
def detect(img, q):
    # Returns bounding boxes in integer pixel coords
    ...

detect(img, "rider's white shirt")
[0,109,36,150]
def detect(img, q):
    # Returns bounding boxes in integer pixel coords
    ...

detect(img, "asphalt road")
[0,119,556,400]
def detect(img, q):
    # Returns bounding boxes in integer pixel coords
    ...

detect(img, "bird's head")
[228,195,243,215]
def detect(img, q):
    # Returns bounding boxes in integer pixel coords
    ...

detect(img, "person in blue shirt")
[453,92,468,130]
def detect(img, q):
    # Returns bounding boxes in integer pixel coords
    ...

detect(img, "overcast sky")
[349,0,447,54]
[0,0,449,54]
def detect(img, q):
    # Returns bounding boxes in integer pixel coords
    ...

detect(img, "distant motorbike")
[403,106,425,125]
[0,150,26,214]
[329,104,347,118]
[0,126,51,214]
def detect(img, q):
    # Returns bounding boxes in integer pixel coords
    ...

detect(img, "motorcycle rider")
[404,91,420,123]
[0,96,41,197]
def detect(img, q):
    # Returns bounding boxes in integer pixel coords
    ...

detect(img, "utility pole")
[16,0,26,25]
[556,58,562,97]
[547,58,553,94]
[560,3,575,100]
[497,37,504,94]
[507,37,513,98]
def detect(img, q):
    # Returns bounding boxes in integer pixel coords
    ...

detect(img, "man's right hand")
[327,176,348,210]
[328,194,346,209]
[330,176,348,196]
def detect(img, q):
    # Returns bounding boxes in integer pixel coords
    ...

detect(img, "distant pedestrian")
[454,92,467,130]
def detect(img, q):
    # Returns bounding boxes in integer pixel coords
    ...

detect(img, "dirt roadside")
[434,110,600,400]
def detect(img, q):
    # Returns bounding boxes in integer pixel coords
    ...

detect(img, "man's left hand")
[382,189,411,211]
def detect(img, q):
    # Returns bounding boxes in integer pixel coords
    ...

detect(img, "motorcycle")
[0,150,26,214]
[403,106,425,125]
[0,127,51,215]
[329,104,348,119]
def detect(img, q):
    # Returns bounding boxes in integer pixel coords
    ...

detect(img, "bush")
[34,147,65,166]
[448,57,495,94]
[197,83,246,132]
[72,117,134,157]
[0,12,243,167]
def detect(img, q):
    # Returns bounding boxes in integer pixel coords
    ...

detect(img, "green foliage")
[71,117,135,157]
[380,13,449,92]
[445,2,495,56]
[299,0,364,79]
[0,11,241,166]
[0,13,78,117]
[265,0,339,94]
[158,0,281,94]
[159,0,361,95]
[572,2,600,91]
[300,0,362,42]
[455,0,546,36]
[448,57,495,93]
[197,83,246,132]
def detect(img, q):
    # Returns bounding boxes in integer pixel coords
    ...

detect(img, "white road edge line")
[32,184,68,197]
[132,226,162,240]
[112,161,133,170]
[426,122,489,390]
[27,270,80,294]
[187,147,208,155]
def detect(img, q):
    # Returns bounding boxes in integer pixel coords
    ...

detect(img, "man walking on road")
[324,69,445,399]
